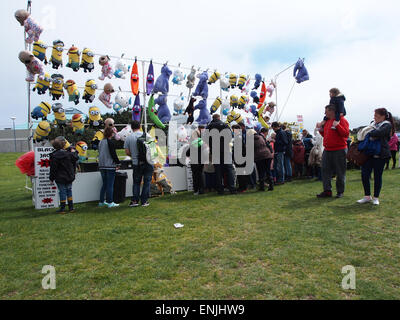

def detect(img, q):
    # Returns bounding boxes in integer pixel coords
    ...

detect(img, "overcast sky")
[1,0,399,131]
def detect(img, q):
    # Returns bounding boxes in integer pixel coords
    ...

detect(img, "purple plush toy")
[193,71,209,99]
[153,64,172,94]
[293,59,309,84]
[146,61,155,95]
[195,99,211,125]
[155,94,171,124]
[132,95,141,122]
[252,74,262,90]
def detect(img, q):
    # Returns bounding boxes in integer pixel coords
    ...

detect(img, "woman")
[253,130,274,191]
[358,108,394,206]
[386,132,399,170]
[98,127,121,208]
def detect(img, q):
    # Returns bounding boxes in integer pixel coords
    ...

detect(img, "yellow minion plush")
[91,130,104,150]
[237,75,247,90]
[210,97,222,114]
[229,73,237,88]
[226,110,243,126]
[230,95,239,108]
[32,41,48,64]
[71,114,85,135]
[208,71,221,85]
[50,74,64,100]
[64,80,80,105]
[33,72,51,95]
[49,40,64,70]
[66,45,80,72]
[80,48,95,73]
[88,106,103,128]
[31,101,52,120]
[33,121,51,143]
[75,141,88,162]
[52,103,67,128]
[238,95,249,109]
[83,79,97,103]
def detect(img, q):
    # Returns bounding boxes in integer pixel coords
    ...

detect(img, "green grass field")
[1,153,399,300]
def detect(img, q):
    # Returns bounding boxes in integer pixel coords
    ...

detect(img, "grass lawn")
[1,152,399,300]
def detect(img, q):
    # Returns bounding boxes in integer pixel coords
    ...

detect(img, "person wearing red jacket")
[317,105,350,198]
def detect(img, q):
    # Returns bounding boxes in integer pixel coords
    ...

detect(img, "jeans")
[322,149,347,194]
[274,152,285,183]
[214,164,235,193]
[204,172,216,190]
[100,169,116,203]
[57,183,72,203]
[361,157,386,198]
[132,163,154,204]
[284,154,292,179]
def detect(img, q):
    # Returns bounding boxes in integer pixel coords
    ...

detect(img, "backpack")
[137,132,158,165]
[358,133,381,156]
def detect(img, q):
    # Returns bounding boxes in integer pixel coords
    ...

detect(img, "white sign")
[33,147,58,210]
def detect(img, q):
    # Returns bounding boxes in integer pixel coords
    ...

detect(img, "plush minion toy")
[229,74,237,89]
[99,83,115,109]
[91,130,104,150]
[88,106,103,128]
[15,9,43,44]
[238,95,249,109]
[99,55,114,80]
[75,141,88,163]
[64,80,80,105]
[80,48,95,73]
[32,41,48,64]
[33,121,51,143]
[33,72,51,95]
[50,74,64,100]
[71,114,85,135]
[226,110,243,126]
[237,75,247,90]
[230,95,239,108]
[52,103,67,128]
[83,79,97,103]
[31,102,52,120]
[49,40,64,70]
[18,50,45,82]
[66,46,80,72]
[210,97,222,114]
[208,71,221,85]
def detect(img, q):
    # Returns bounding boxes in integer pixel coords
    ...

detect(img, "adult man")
[282,125,293,182]
[205,114,236,195]
[302,129,314,178]
[271,122,288,185]
[317,105,350,198]
[124,121,154,207]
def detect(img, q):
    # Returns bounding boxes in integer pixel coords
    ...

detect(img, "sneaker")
[317,191,332,198]
[372,198,380,206]
[98,202,107,207]
[357,196,372,204]
[129,201,139,207]
[193,192,200,196]
[107,202,120,208]
[336,193,344,199]
[142,202,150,207]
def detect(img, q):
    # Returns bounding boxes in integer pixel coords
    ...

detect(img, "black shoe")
[230,189,237,195]
[68,202,74,213]
[317,191,333,198]
[268,185,274,191]
[129,201,139,207]
[336,193,344,199]
[57,207,66,214]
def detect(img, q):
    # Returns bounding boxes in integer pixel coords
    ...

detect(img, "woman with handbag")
[357,108,395,206]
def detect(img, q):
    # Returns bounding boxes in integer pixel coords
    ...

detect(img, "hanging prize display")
[130,59,139,96]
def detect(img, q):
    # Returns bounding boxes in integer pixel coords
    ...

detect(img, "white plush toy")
[186,67,196,89]
[173,94,185,115]
[177,125,189,142]
[172,68,185,85]
[114,55,130,79]
[220,74,230,91]
[113,90,132,114]
[119,125,133,142]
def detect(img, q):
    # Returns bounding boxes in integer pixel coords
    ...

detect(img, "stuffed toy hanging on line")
[257,82,267,109]
[208,71,220,85]
[210,97,222,114]
[76,142,88,163]
[173,93,185,115]
[52,103,67,128]
[80,48,95,73]
[293,58,309,83]
[72,114,85,135]
[220,73,230,91]
[33,73,51,95]
[114,54,130,79]
[66,46,80,72]
[88,106,104,129]
[172,66,185,85]
[154,94,171,124]
[18,51,45,82]
[114,89,132,114]
[64,80,80,105]
[50,74,64,100]
[49,40,64,70]
[31,102,52,120]
[15,9,43,44]
[194,98,211,125]
[253,74,262,90]
[132,95,141,122]
[184,97,196,124]
[237,75,247,90]
[130,59,139,96]
[33,41,48,65]
[193,71,209,99]
[146,61,155,95]
[153,64,172,95]
[99,56,114,80]
[99,83,115,109]
[33,121,51,143]
[83,79,97,103]
[148,95,166,129]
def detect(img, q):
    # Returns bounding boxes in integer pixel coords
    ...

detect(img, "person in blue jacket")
[271,122,289,185]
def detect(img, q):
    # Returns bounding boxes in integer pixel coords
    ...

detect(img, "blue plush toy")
[252,74,262,90]
[155,94,171,124]
[193,71,209,99]
[293,59,309,83]
[153,65,172,94]
[195,99,211,125]
[250,104,258,118]
[250,91,259,104]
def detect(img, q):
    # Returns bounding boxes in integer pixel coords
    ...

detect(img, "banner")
[33,147,58,210]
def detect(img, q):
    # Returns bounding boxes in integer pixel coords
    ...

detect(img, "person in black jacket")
[50,137,79,214]
[282,125,293,182]
[205,114,236,195]
[271,122,288,185]
[357,108,395,206]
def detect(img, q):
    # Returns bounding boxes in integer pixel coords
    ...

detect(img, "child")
[50,137,79,214]
[318,88,347,130]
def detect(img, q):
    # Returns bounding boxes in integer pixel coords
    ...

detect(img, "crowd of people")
[48,88,398,213]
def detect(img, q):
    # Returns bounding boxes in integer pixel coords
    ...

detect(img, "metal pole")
[12,117,17,152]
[141,61,148,133]
[26,0,33,151]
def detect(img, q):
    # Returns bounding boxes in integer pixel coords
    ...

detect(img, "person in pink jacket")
[386,132,399,169]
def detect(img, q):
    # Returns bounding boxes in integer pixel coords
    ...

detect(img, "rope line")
[277,80,296,122]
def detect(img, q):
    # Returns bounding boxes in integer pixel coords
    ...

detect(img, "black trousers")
[237,174,249,191]
[256,159,273,188]
[191,164,204,193]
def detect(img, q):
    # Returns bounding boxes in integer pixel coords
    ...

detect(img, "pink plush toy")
[15,9,43,44]
[99,83,115,109]
[99,56,114,81]
[19,51,45,82]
